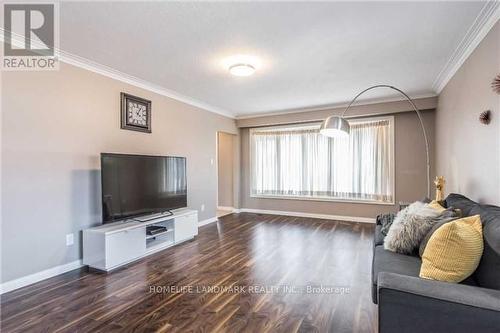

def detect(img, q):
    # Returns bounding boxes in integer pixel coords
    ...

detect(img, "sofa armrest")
[378,272,500,333]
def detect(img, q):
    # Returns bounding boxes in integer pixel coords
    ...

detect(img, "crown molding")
[58,50,235,118]
[235,93,438,120]
[432,1,500,93]
[0,28,235,119]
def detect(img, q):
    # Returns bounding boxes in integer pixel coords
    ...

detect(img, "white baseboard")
[217,206,235,211]
[198,216,218,227]
[239,208,375,224]
[0,259,84,295]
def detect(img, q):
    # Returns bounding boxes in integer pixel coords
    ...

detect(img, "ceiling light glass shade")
[319,116,350,138]
[229,64,255,76]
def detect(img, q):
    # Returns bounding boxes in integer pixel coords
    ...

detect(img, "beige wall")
[436,21,500,205]
[239,110,435,218]
[217,132,235,207]
[1,63,237,283]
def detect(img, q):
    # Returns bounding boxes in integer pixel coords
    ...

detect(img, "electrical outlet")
[201,204,205,212]
[66,233,74,246]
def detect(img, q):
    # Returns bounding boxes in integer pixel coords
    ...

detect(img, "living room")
[1,1,499,332]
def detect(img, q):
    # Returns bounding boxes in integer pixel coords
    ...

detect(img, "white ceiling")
[59,1,488,117]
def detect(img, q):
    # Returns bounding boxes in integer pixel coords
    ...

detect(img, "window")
[250,117,394,204]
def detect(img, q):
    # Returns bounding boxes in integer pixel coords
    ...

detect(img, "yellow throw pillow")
[420,215,483,283]
[428,200,446,212]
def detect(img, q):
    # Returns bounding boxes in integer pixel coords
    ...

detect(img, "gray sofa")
[372,193,500,332]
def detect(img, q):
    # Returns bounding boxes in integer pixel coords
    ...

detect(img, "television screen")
[101,153,187,223]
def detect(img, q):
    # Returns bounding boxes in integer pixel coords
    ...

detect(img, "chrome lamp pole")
[319,85,431,198]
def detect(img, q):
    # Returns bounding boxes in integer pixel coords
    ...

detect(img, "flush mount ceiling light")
[229,63,255,76]
[222,54,261,77]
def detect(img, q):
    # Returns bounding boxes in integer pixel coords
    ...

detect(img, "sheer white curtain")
[251,118,393,203]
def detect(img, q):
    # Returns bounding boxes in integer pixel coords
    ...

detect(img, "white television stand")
[83,208,198,271]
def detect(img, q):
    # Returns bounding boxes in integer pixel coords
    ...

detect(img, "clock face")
[127,101,147,127]
[121,93,151,133]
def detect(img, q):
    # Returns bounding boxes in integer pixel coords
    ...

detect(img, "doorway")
[216,132,236,218]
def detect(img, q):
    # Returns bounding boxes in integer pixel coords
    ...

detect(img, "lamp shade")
[319,116,350,138]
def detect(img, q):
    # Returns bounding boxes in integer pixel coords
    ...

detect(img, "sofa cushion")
[470,203,500,290]
[372,245,422,303]
[375,225,385,247]
[444,193,479,216]
[444,193,500,290]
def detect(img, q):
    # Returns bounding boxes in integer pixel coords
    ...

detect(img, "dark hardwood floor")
[1,213,376,333]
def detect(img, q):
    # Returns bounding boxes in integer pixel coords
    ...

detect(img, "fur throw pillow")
[384,201,441,254]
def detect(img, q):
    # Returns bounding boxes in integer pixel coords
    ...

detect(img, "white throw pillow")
[384,201,441,254]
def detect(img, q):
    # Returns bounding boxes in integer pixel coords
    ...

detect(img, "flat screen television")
[101,153,187,224]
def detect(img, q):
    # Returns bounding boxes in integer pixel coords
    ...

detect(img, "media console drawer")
[106,227,145,269]
[174,213,198,242]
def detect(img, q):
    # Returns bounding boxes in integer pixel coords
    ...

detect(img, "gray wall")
[1,63,237,283]
[239,110,435,218]
[436,21,500,205]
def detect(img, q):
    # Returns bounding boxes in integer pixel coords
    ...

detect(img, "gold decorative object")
[434,176,445,202]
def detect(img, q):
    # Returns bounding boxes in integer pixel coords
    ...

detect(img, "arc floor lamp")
[319,85,431,198]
